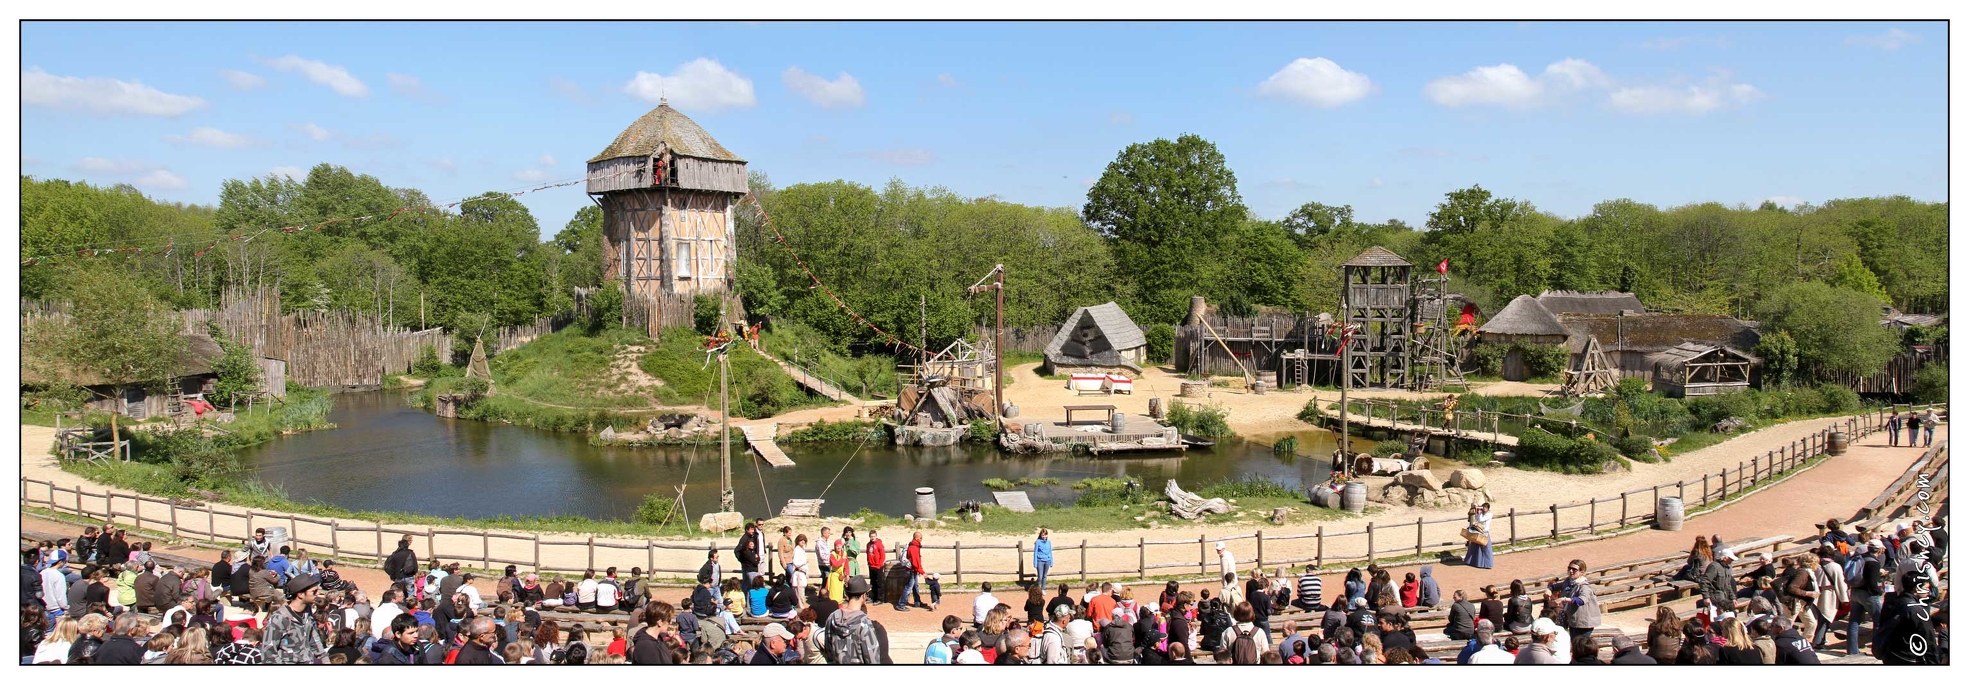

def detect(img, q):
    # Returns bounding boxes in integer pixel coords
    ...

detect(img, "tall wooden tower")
[1341,246,1412,388]
[587,99,749,335]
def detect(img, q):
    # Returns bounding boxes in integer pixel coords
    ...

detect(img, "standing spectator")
[824,577,882,664]
[263,573,326,664]
[776,527,796,578]
[1906,410,1922,446]
[1552,559,1602,644]
[736,521,761,584]
[815,526,835,582]
[39,555,68,619]
[843,526,863,587]
[1921,409,1938,447]
[383,536,417,583]
[896,531,926,612]
[789,535,810,606]
[1887,411,1903,447]
[1216,541,1236,578]
[865,531,886,606]
[1811,547,1847,649]
[1032,528,1053,590]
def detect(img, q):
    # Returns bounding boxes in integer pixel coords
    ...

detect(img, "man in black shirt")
[1772,616,1821,664]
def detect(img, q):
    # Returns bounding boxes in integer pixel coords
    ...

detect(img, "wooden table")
[1062,405,1117,425]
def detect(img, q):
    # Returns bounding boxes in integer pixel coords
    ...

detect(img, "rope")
[739,194,928,357]
[813,415,885,502]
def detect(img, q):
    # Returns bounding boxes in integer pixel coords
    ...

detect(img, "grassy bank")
[854,476,1357,534]
[758,320,899,400]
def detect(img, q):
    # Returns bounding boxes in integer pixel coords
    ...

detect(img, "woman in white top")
[1464,503,1495,569]
[790,534,810,605]
[34,616,79,664]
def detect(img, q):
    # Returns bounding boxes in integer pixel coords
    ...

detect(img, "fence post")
[954,540,963,586]
[533,534,541,571]
[1139,538,1146,580]
[168,502,179,540]
[1735,464,1744,496]
[208,503,217,543]
[426,529,436,562]
[1414,518,1424,559]
[1199,536,1208,575]
[1550,504,1560,539]
[1621,495,1629,525]
[1316,527,1324,567]
[1588,499,1597,534]
[1702,474,1710,507]
[1366,523,1375,562]
[1256,530,1265,569]
[1018,541,1027,583]
[481,534,490,570]
[587,536,595,570]
[1677,480,1685,503]
[330,520,340,559]
[1508,509,1517,545]
[1080,540,1087,582]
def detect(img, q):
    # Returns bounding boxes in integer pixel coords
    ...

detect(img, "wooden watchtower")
[1341,246,1412,388]
[587,99,749,335]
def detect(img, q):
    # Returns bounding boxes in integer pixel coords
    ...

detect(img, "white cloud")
[1109,111,1135,127]
[782,67,867,109]
[1764,195,1805,207]
[166,126,256,149]
[134,170,189,191]
[1847,28,1919,50]
[1607,71,1764,115]
[1422,58,1606,108]
[622,58,757,112]
[513,169,555,182]
[292,122,333,141]
[936,73,958,87]
[428,158,457,174]
[864,148,937,166]
[268,166,306,180]
[1369,176,1385,188]
[73,157,153,174]
[1255,57,1375,108]
[21,67,206,116]
[387,72,444,103]
[257,55,369,97]
[538,154,558,167]
[220,69,267,90]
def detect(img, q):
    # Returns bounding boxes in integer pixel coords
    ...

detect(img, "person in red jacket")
[866,533,886,608]
[896,532,928,612]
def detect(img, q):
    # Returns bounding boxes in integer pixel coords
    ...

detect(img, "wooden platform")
[739,424,796,467]
[780,499,824,518]
[1308,409,1521,447]
[991,491,1034,513]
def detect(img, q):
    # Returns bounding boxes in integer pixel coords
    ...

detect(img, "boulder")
[1395,470,1444,492]
[1270,507,1292,525]
[1409,456,1430,472]
[1447,468,1487,491]
[699,511,744,533]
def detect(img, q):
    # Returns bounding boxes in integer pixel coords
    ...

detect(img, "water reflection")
[240,391,1346,522]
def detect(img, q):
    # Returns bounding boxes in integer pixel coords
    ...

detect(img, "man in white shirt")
[1466,622,1515,664]
[576,571,600,611]
[973,581,999,628]
[370,590,405,640]
[1217,541,1236,579]
[40,556,70,617]
[595,568,620,613]
[815,527,835,580]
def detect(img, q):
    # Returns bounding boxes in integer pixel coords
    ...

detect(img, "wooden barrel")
[915,487,938,520]
[1655,497,1685,531]
[1251,380,1268,395]
[1827,431,1849,455]
[1341,481,1367,513]
[1110,412,1127,433]
[1256,371,1278,387]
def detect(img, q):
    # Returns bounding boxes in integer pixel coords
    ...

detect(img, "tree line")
[20,132,1947,386]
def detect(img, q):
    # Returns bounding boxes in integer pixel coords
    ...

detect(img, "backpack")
[412,575,428,602]
[825,616,869,664]
[1843,555,1865,585]
[1198,601,1232,652]
[1231,626,1259,664]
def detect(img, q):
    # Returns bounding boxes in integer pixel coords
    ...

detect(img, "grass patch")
[780,419,887,443]
[1165,400,1232,438]
[640,326,833,418]
[758,320,900,400]
[484,327,660,411]
[983,476,1060,490]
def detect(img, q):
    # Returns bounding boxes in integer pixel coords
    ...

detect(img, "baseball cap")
[762,623,793,640]
[1530,618,1559,636]
[1215,541,1226,551]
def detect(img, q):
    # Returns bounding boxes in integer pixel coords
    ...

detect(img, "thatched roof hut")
[1535,290,1645,317]
[1560,313,1761,356]
[1477,295,1570,343]
[1044,302,1148,374]
[21,331,223,387]
[1343,245,1412,267]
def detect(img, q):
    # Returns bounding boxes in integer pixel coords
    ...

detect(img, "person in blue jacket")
[1033,529,1054,590]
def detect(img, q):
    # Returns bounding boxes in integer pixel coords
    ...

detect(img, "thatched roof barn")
[588,100,749,334]
[22,331,227,419]
[1651,342,1760,398]
[1477,295,1571,343]
[1535,290,1646,317]
[1561,313,1761,384]
[1044,302,1148,374]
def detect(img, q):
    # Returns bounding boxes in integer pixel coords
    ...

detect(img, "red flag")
[1436,259,1449,274]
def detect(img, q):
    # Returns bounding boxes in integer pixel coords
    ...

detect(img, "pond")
[238,391,1350,522]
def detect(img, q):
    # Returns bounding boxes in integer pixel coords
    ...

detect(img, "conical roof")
[1344,246,1412,267]
[1477,295,1569,337]
[589,101,743,164]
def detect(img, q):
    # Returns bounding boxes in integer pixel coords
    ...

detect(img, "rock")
[665,427,682,438]
[699,511,744,533]
[1409,456,1430,472]
[1486,460,1507,468]
[1447,468,1487,490]
[599,426,617,441]
[1134,516,1146,522]
[1121,505,1130,511]
[968,512,984,523]
[903,514,915,524]
[1270,507,1291,525]
[1148,521,1161,529]
[1395,470,1444,492]
[1602,461,1623,474]
[1233,512,1245,518]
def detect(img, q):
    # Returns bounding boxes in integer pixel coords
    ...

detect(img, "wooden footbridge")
[738,423,796,468]
[750,347,857,403]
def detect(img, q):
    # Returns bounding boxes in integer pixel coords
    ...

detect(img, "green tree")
[553,205,606,289]
[206,322,262,407]
[1280,201,1354,245]
[1083,134,1247,324]
[1756,282,1900,382]
[1828,252,1889,303]
[49,269,188,457]
[1752,329,1801,389]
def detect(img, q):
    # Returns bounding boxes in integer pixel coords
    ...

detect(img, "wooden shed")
[1651,342,1759,398]
[1043,302,1148,375]
[1561,313,1761,381]
[1475,295,1570,381]
[587,99,748,334]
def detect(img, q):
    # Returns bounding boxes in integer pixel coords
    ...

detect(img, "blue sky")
[20,21,1946,236]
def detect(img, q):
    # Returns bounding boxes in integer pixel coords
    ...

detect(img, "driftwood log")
[1165,479,1231,520]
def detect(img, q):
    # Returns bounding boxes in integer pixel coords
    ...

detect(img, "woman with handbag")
[1463,502,1495,569]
